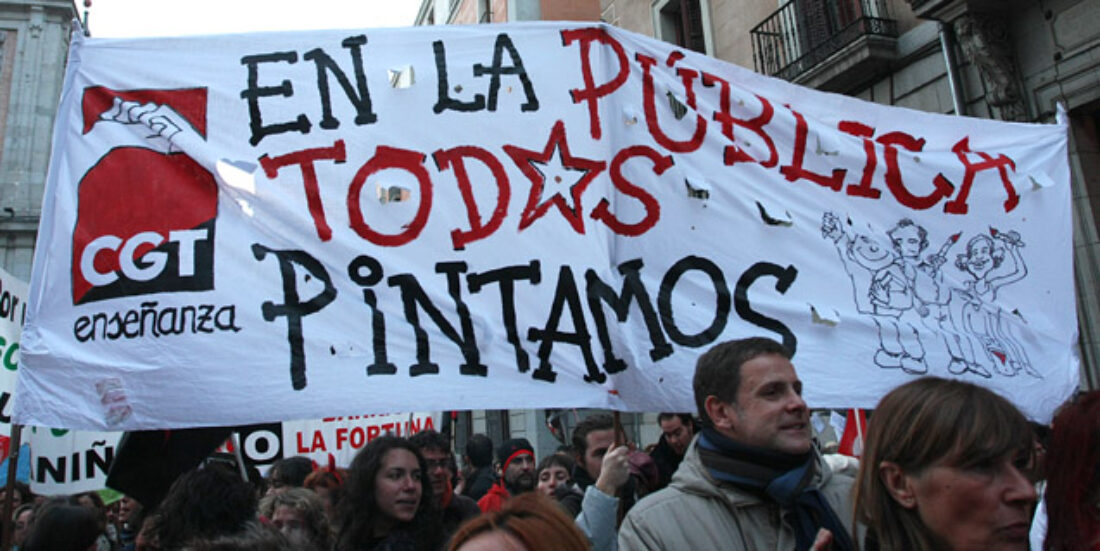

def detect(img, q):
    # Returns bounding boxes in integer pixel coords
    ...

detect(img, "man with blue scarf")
[620,338,857,551]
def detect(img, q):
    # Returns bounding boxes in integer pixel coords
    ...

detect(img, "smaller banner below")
[29,427,120,495]
[0,266,26,462]
[233,412,440,470]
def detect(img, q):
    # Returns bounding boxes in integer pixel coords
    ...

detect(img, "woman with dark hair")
[12,503,35,550]
[75,491,116,551]
[853,377,1037,550]
[1042,390,1100,550]
[333,435,442,551]
[148,460,258,549]
[21,504,100,551]
[267,456,315,496]
[535,454,574,498]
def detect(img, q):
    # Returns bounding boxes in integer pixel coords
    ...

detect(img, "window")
[652,0,712,55]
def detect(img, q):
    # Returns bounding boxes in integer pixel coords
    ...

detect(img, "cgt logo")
[72,87,217,305]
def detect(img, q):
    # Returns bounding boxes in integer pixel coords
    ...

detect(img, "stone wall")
[0,0,72,281]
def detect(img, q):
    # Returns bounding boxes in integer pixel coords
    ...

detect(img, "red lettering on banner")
[350,427,365,448]
[336,427,349,449]
[347,146,433,247]
[636,52,706,153]
[311,430,326,452]
[561,27,630,140]
[942,137,1019,214]
[367,425,381,442]
[433,146,511,250]
[837,121,881,199]
[296,432,309,454]
[877,131,954,210]
[259,140,347,242]
[702,73,778,168]
[590,145,668,236]
[780,109,845,191]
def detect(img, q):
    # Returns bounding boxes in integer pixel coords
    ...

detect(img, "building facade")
[416,0,600,25]
[0,0,73,282]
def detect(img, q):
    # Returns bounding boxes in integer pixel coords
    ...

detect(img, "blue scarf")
[696,428,855,551]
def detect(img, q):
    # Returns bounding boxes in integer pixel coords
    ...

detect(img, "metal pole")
[938,21,967,117]
[1,424,23,551]
[229,432,248,482]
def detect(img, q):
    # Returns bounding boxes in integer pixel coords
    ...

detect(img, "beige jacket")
[618,436,856,550]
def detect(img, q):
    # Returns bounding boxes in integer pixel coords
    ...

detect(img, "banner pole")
[855,410,865,456]
[611,411,628,528]
[612,412,623,447]
[229,431,248,482]
[1,424,23,551]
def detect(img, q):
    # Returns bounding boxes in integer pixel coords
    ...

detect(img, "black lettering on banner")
[302,35,378,129]
[36,456,64,484]
[527,266,601,383]
[85,444,113,480]
[107,312,124,340]
[140,303,158,336]
[467,261,542,374]
[0,391,10,424]
[73,302,238,342]
[586,259,672,375]
[157,308,179,335]
[734,262,799,354]
[123,310,140,338]
[348,255,397,376]
[197,305,215,333]
[240,51,311,145]
[215,306,242,332]
[472,33,539,112]
[252,245,337,391]
[388,262,488,377]
[657,256,731,347]
[433,40,486,113]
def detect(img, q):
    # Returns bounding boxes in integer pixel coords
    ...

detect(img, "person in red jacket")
[478,438,536,512]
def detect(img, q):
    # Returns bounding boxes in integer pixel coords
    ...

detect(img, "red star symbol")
[503,120,605,234]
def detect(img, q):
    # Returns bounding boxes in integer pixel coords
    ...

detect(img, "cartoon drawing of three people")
[822,211,1038,379]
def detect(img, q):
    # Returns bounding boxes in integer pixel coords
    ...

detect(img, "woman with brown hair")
[1042,390,1100,550]
[333,435,442,551]
[449,492,589,551]
[853,376,1037,550]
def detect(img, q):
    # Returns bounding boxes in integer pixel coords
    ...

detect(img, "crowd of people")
[2,337,1097,550]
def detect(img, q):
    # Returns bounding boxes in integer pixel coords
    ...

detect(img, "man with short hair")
[649,413,696,490]
[619,337,856,551]
[409,429,481,540]
[461,433,495,501]
[569,413,632,550]
[477,438,537,512]
[570,413,616,492]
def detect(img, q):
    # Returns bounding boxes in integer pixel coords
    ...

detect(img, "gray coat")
[618,436,856,551]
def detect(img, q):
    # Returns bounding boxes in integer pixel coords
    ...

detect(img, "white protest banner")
[220,413,438,470]
[281,412,439,468]
[0,266,26,459]
[16,22,1076,430]
[27,426,120,495]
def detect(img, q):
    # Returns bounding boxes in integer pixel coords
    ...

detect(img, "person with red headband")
[478,438,537,512]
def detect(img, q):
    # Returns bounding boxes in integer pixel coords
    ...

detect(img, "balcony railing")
[751,0,897,82]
